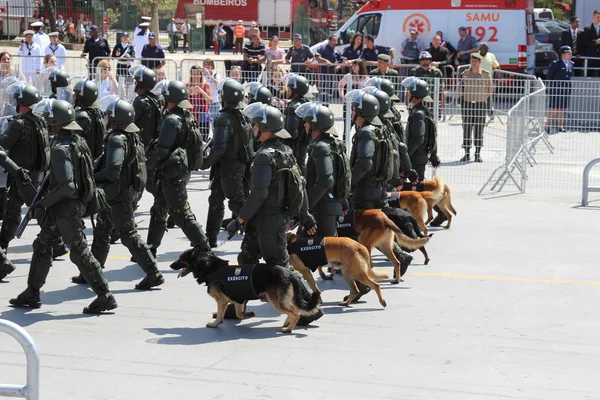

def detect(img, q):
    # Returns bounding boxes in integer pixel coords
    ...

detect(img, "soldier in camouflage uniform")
[72,97,164,290]
[0,82,69,260]
[9,99,117,314]
[204,79,254,248]
[145,80,211,254]
[282,73,310,172]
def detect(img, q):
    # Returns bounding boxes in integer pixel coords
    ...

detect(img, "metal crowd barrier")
[10,55,89,87]
[0,319,40,400]
[579,56,600,78]
[582,157,600,206]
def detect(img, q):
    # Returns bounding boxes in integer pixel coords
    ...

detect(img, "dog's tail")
[384,216,430,250]
[444,185,457,215]
[290,276,321,316]
[367,268,389,281]
[409,214,426,238]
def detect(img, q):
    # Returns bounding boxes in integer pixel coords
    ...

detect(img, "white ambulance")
[313,0,536,74]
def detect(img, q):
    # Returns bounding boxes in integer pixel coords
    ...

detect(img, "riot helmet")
[48,69,70,88]
[362,86,393,119]
[218,78,245,108]
[245,81,273,105]
[282,73,310,97]
[130,65,157,91]
[345,89,381,124]
[294,102,337,136]
[243,102,291,139]
[32,99,81,130]
[401,77,433,102]
[73,78,99,106]
[151,79,193,108]
[6,81,41,107]
[364,77,400,102]
[99,95,139,132]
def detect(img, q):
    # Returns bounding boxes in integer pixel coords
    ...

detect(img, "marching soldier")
[204,79,253,248]
[132,66,161,148]
[146,80,211,254]
[48,69,72,102]
[9,99,117,314]
[283,73,310,172]
[73,78,107,159]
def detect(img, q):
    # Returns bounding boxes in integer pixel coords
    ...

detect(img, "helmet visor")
[41,66,59,80]
[57,87,73,104]
[244,81,262,98]
[68,75,87,90]
[150,79,169,96]
[294,102,319,122]
[217,77,237,93]
[345,89,366,107]
[98,94,122,117]
[281,73,299,89]
[242,102,267,123]
[129,64,147,78]
[401,76,419,90]
[32,98,55,119]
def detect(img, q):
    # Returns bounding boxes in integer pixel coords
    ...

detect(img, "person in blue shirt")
[141,32,165,72]
[340,33,364,62]
[545,46,574,133]
[315,34,341,100]
[362,34,395,72]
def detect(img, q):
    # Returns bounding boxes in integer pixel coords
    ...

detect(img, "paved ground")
[0,172,599,399]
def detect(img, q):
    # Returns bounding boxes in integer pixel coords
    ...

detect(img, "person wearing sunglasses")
[17,30,43,84]
[93,59,118,99]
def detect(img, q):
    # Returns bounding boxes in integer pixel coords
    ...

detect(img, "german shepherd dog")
[171,247,321,333]
[286,233,388,307]
[339,209,430,284]
[422,178,457,229]
[387,176,446,235]
[382,207,433,265]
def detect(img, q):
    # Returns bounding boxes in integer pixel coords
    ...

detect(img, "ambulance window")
[345,13,381,39]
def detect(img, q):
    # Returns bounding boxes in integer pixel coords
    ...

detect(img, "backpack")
[422,108,438,154]
[125,132,148,192]
[68,135,108,217]
[329,138,351,201]
[390,107,405,144]
[227,109,254,164]
[85,107,108,159]
[382,119,402,181]
[275,148,305,217]
[181,109,204,171]
[371,125,395,182]
[145,93,164,139]
[21,113,50,171]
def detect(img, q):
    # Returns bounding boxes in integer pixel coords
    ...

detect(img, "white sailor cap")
[139,22,150,27]
[48,32,59,37]
[141,16,152,21]
[23,30,35,36]
[31,21,44,27]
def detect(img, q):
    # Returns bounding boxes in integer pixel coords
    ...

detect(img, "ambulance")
[314,0,536,74]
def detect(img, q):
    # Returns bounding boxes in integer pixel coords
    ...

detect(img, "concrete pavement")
[0,172,598,399]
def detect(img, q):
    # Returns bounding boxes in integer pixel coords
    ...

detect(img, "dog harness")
[287,237,328,272]
[205,264,259,304]
[336,211,357,238]
[387,198,400,208]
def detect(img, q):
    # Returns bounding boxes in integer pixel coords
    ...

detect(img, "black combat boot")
[9,288,41,309]
[460,148,471,162]
[135,272,165,290]
[52,243,69,259]
[474,147,483,163]
[0,260,15,281]
[342,281,372,303]
[83,293,118,314]
[429,206,447,227]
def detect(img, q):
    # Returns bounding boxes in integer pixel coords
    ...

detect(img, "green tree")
[130,0,179,34]
[106,8,122,29]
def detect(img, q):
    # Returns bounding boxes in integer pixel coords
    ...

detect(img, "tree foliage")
[130,0,179,33]
[106,8,122,29]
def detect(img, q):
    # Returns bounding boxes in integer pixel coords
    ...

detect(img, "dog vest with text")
[336,212,357,238]
[205,265,259,304]
[287,237,328,272]
[387,198,400,209]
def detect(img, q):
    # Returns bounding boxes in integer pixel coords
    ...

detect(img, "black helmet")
[73,79,99,106]
[99,95,138,132]
[219,78,245,108]
[48,69,70,88]
[32,99,81,130]
[282,73,310,97]
[362,87,393,119]
[364,77,400,102]
[243,103,291,138]
[401,77,433,101]
[151,80,193,109]
[419,51,433,60]
[245,82,273,105]
[345,90,381,123]
[295,102,337,136]
[131,65,157,90]
[6,82,41,107]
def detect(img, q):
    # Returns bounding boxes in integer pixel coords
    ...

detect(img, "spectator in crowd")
[0,52,25,80]
[370,53,399,77]
[401,28,426,64]
[477,42,499,73]
[18,30,42,84]
[560,16,582,76]
[228,65,242,82]
[187,65,213,141]
[459,53,493,163]
[181,19,190,53]
[81,25,110,78]
[579,9,600,77]
[545,46,573,133]
[268,67,287,110]
[265,36,285,70]
[340,32,364,64]
[217,23,226,55]
[247,21,260,42]
[133,22,150,60]
[168,19,179,53]
[436,30,457,64]
[112,32,135,85]
[243,34,266,82]
[315,34,341,100]
[141,32,166,73]
[338,59,368,98]
[286,33,314,73]
[233,20,245,55]
[43,53,58,68]
[93,59,118,99]
[427,34,452,76]
[45,32,67,69]
[78,17,86,44]
[456,26,478,65]
[202,58,222,120]
[66,18,75,43]
[362,34,395,72]
[212,24,219,55]
[56,15,65,30]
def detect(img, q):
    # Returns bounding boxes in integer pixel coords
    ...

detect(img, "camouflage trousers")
[0,246,15,281]
[26,200,109,295]
[91,189,159,276]
[147,172,210,251]
[205,163,247,243]
[238,212,290,267]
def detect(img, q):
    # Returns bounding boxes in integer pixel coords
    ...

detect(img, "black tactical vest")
[287,237,329,272]
[205,264,258,304]
[336,211,357,238]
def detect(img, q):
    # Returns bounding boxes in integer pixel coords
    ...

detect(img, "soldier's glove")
[341,198,349,212]
[18,168,31,185]
[407,169,419,184]
[430,154,441,168]
[301,214,317,236]
[30,202,45,221]
[226,219,243,240]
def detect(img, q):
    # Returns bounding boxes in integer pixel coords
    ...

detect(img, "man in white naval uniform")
[31,21,51,52]
[133,16,152,38]
[45,32,68,69]
[133,22,150,63]
[17,30,43,84]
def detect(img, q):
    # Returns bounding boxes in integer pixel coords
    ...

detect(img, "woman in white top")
[45,32,67,69]
[265,36,285,70]
[93,59,118,99]
[202,58,222,120]
[338,59,368,98]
